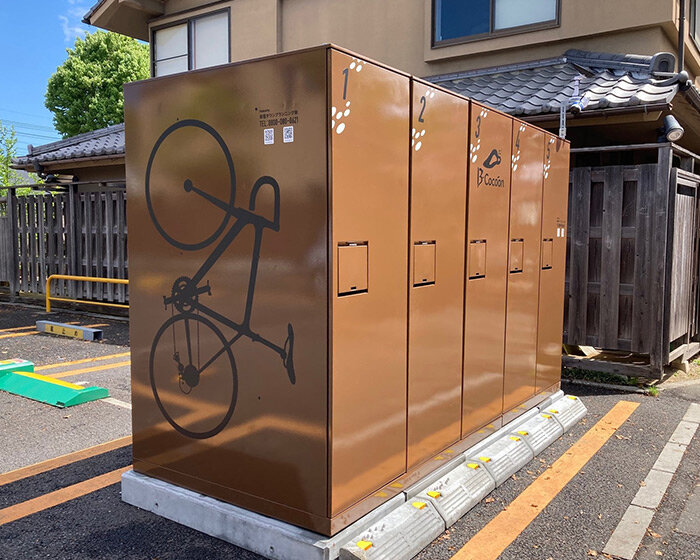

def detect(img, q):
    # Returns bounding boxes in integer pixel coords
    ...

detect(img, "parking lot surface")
[0,303,698,560]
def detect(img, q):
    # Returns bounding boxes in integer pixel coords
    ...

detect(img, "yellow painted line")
[47,360,131,379]
[35,352,131,371]
[11,371,86,390]
[452,400,640,560]
[0,331,39,340]
[0,325,36,333]
[0,466,131,526]
[0,436,132,486]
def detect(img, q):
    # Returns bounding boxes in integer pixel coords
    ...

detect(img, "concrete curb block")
[508,411,564,455]
[541,394,587,431]
[339,500,444,560]
[415,462,495,527]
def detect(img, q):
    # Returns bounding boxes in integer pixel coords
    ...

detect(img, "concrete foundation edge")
[121,392,585,560]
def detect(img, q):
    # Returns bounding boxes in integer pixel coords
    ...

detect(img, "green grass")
[562,366,659,395]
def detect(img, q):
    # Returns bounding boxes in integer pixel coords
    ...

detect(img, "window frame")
[691,0,700,51]
[432,0,561,48]
[150,7,231,77]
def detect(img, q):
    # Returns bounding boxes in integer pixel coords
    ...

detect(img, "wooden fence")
[564,148,700,375]
[0,185,128,304]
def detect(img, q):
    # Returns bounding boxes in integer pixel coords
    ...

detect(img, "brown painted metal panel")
[536,134,571,392]
[503,123,545,412]
[407,81,468,470]
[462,103,513,437]
[329,50,410,516]
[124,47,330,530]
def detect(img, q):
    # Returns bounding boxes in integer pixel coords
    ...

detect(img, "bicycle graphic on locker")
[146,119,295,440]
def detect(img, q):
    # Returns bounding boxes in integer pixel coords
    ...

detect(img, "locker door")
[536,135,570,392]
[329,49,410,516]
[462,103,513,437]
[503,123,545,412]
[407,82,468,469]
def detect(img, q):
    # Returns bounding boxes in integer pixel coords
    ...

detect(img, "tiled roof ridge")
[27,123,125,157]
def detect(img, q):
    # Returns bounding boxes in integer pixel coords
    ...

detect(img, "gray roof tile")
[429,49,682,117]
[13,123,124,167]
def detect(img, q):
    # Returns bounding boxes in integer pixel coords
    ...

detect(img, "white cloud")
[59,0,91,43]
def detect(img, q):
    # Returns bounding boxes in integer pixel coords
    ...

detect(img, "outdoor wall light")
[662,115,685,142]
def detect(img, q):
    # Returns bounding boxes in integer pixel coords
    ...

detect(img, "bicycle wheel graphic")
[150,313,238,439]
[145,119,236,251]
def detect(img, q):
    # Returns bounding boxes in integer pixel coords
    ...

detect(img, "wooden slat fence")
[565,160,700,371]
[8,187,128,304]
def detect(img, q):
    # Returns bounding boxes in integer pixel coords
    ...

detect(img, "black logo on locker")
[145,119,296,440]
[477,148,505,188]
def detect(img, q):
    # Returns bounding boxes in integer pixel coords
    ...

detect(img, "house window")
[434,0,559,45]
[152,10,230,77]
[692,0,700,47]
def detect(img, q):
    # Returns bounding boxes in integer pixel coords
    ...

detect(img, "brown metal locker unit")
[407,79,468,470]
[124,43,572,538]
[462,102,513,438]
[536,134,571,393]
[125,45,410,537]
[329,49,410,519]
[502,123,545,417]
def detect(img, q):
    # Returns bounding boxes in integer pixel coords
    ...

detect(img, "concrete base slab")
[339,500,444,560]
[466,434,533,486]
[416,462,495,527]
[510,412,564,455]
[121,392,587,560]
[544,394,587,431]
[121,470,404,560]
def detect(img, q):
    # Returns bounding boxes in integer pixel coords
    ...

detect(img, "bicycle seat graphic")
[145,119,295,440]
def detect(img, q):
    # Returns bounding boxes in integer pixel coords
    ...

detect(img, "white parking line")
[603,402,699,559]
[102,397,132,410]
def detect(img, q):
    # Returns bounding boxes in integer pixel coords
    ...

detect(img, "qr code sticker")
[283,126,294,143]
[264,128,274,145]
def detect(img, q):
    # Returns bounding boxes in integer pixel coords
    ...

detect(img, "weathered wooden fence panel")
[565,161,700,370]
[565,165,659,353]
[11,187,128,304]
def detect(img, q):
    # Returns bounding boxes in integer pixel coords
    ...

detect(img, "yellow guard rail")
[46,274,129,312]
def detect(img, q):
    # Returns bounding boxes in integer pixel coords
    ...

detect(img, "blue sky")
[0,1,95,151]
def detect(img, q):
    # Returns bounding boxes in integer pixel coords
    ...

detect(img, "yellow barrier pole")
[46,275,129,313]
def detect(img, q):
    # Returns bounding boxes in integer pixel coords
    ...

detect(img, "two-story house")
[13,0,700,374]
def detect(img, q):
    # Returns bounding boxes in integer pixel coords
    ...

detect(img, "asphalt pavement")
[0,302,698,560]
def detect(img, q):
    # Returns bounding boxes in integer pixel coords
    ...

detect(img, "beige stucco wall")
[149,0,278,62]
[94,0,700,81]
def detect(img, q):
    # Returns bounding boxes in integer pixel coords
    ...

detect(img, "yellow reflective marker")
[517,431,528,436]
[357,540,373,551]
[548,409,559,414]
[412,501,426,510]
[509,436,521,442]
[567,396,578,400]
[467,463,480,469]
[427,491,441,499]
[541,413,552,419]
[478,456,491,463]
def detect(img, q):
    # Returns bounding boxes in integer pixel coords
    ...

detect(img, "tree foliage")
[0,121,23,188]
[45,31,149,138]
